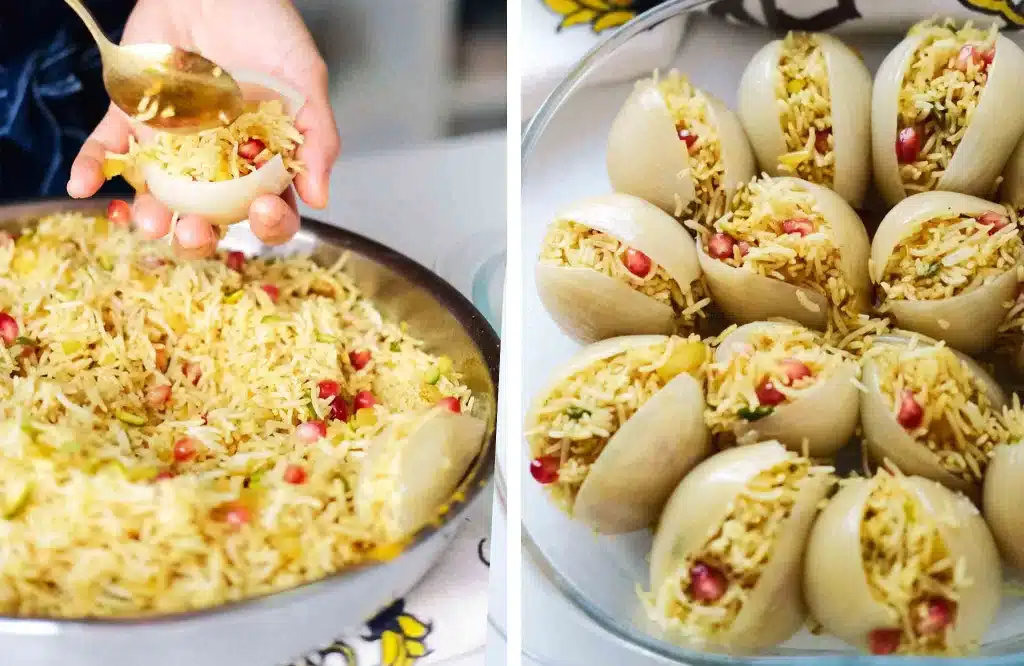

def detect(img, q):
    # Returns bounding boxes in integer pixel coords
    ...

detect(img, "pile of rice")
[866,341,1010,483]
[539,220,711,330]
[859,470,967,655]
[526,336,707,510]
[654,71,728,223]
[0,211,474,617]
[876,211,1022,304]
[645,456,830,644]
[104,100,304,185]
[691,176,861,324]
[898,20,997,193]
[705,324,851,437]
[775,32,835,186]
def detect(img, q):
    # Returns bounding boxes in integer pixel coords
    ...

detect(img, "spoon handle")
[63,0,115,52]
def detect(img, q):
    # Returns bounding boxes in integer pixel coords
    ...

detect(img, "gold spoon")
[64,0,245,133]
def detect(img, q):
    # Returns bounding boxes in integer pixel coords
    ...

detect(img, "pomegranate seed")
[979,211,1009,235]
[349,350,372,370]
[687,562,728,602]
[106,199,131,227]
[0,312,19,346]
[897,390,924,430]
[237,138,266,161]
[755,377,786,406]
[676,126,698,152]
[530,455,560,484]
[814,128,832,154]
[146,384,172,409]
[222,502,251,528]
[438,396,462,413]
[736,241,751,257]
[981,47,996,68]
[707,233,737,260]
[296,420,327,443]
[172,437,196,462]
[283,464,307,485]
[781,218,814,236]
[253,158,267,170]
[154,469,175,482]
[318,380,341,399]
[330,397,350,422]
[868,628,902,655]
[353,390,377,411]
[183,363,201,386]
[154,346,169,373]
[914,597,955,635]
[623,248,652,277]
[779,358,813,385]
[896,126,921,164]
[260,284,280,303]
[225,251,245,273]
[956,44,983,71]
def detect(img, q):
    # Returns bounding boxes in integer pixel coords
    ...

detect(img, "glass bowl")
[520,2,1024,663]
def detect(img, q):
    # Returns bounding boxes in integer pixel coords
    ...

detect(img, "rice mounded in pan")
[527,336,707,510]
[775,32,835,186]
[0,211,474,617]
[539,220,712,330]
[897,20,997,194]
[645,457,830,644]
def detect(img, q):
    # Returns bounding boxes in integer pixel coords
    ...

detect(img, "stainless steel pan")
[0,197,499,666]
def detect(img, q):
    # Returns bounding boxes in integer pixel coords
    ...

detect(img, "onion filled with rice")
[606,70,755,222]
[1000,133,1024,213]
[643,442,834,652]
[536,194,710,343]
[871,19,1024,206]
[103,69,305,226]
[525,334,711,533]
[738,31,872,207]
[804,469,1001,656]
[860,334,1010,498]
[871,191,1022,354]
[694,176,871,331]
[706,320,860,457]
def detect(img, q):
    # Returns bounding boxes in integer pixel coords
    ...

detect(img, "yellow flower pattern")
[542,0,642,33]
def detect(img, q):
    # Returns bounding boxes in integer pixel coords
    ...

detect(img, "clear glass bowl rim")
[519,1,1024,663]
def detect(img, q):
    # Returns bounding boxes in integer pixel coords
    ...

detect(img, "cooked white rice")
[775,32,835,186]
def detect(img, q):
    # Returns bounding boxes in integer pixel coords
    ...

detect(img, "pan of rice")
[606,70,755,222]
[738,31,872,207]
[804,469,1001,656]
[0,198,498,666]
[871,19,1024,206]
[644,441,834,652]
[535,193,710,344]
[871,191,1023,354]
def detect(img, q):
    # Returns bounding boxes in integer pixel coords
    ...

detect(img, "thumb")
[291,63,340,210]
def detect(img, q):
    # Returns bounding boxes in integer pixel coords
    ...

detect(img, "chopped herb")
[917,262,939,278]
[390,341,401,352]
[566,406,590,420]
[738,406,774,422]
[98,256,114,271]
[223,290,244,304]
[13,337,37,348]
[261,314,285,324]
[115,410,146,426]
[315,333,338,344]
[424,367,441,385]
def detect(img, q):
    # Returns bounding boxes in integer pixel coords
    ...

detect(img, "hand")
[67,0,340,258]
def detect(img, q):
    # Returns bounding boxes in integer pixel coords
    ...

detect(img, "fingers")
[133,194,174,239]
[169,216,219,259]
[292,63,340,210]
[68,106,131,199]
[249,192,300,246]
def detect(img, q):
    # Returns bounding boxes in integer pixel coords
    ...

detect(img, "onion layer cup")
[645,442,833,652]
[804,470,1001,656]
[536,194,709,343]
[706,321,860,457]
[872,19,1024,205]
[1001,134,1024,212]
[525,335,711,533]
[356,408,486,541]
[871,191,1023,354]
[103,69,305,226]
[738,31,872,207]
[607,71,755,221]
[982,405,1024,569]
[860,334,1009,498]
[694,176,871,330]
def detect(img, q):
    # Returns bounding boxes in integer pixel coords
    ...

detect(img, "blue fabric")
[0,1,134,200]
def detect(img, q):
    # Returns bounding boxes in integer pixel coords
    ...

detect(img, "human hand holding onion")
[65,0,340,258]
